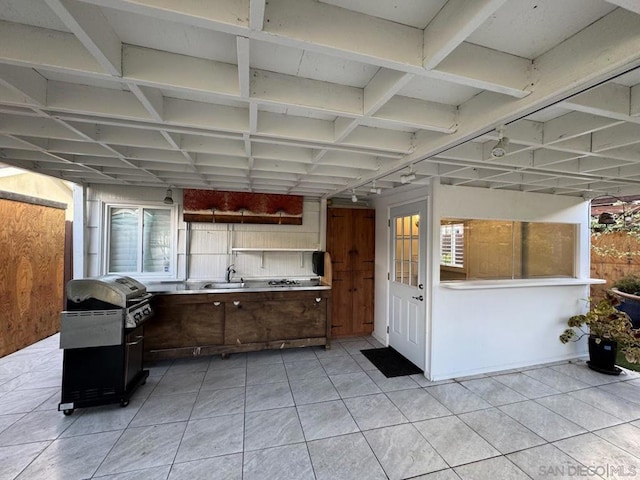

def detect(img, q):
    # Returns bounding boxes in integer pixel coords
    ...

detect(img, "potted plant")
[611,274,640,329]
[559,292,640,375]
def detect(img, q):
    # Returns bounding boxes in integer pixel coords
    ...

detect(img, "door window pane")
[393,213,420,286]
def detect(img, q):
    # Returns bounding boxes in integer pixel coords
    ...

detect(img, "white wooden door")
[388,201,427,369]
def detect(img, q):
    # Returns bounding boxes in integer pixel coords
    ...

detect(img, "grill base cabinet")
[59,325,148,415]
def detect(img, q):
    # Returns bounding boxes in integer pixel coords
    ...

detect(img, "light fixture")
[491,126,509,158]
[369,181,382,195]
[597,212,616,225]
[351,189,358,203]
[163,187,174,205]
[590,194,639,230]
[400,165,416,184]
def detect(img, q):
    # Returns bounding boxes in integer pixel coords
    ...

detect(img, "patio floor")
[2,335,640,480]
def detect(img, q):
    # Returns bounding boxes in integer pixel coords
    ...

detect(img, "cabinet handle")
[213,301,221,306]
[315,298,322,303]
[233,300,241,307]
[126,335,144,346]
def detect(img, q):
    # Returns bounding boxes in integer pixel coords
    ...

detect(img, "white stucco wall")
[373,181,591,380]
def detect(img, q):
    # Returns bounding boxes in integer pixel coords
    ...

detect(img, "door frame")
[387,196,431,376]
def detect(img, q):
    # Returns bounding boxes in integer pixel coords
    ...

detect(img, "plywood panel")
[0,198,65,357]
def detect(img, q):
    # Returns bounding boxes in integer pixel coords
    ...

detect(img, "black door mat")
[360,347,423,378]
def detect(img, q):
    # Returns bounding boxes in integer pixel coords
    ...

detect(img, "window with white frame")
[440,222,465,268]
[105,204,176,276]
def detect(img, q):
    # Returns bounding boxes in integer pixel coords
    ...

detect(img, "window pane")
[143,209,172,273]
[440,218,576,281]
[520,222,576,278]
[109,207,139,272]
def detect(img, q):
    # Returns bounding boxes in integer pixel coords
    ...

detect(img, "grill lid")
[66,275,147,307]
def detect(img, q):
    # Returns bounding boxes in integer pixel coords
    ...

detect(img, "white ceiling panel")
[320,0,446,29]
[100,7,238,64]
[0,0,70,32]
[467,0,616,59]
[398,76,480,107]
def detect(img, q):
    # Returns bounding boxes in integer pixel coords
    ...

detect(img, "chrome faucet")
[226,264,236,283]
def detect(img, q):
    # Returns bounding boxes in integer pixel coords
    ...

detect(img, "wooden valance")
[183,189,304,225]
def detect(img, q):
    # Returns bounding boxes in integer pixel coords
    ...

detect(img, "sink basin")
[201,282,245,289]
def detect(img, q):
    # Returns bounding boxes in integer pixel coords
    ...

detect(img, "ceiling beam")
[78,0,531,98]
[423,0,508,69]
[129,84,164,121]
[252,70,362,116]
[44,0,122,76]
[431,42,532,98]
[335,9,640,197]
[604,0,640,15]
[123,45,239,98]
[560,83,632,121]
[79,0,249,34]
[0,20,104,76]
[237,37,251,99]
[250,0,266,31]
[0,64,47,106]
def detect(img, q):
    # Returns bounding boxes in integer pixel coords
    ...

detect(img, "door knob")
[412,295,424,301]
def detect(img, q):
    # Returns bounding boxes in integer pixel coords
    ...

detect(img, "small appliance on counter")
[58,275,154,415]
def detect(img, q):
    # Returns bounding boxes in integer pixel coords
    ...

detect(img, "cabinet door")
[352,271,374,334]
[225,296,326,345]
[146,295,224,350]
[352,209,375,271]
[330,269,353,337]
[327,209,353,272]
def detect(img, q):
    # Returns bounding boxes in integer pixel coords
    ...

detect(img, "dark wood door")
[352,271,375,333]
[327,208,353,272]
[327,207,375,338]
[330,269,353,337]
[352,209,375,271]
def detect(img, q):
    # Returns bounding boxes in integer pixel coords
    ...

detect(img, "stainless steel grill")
[64,275,153,331]
[58,275,152,415]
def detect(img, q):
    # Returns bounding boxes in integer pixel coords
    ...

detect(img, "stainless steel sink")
[201,282,245,289]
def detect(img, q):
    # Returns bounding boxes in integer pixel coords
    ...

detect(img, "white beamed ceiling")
[1,0,640,200]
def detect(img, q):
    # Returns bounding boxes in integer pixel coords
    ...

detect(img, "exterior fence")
[591,231,640,300]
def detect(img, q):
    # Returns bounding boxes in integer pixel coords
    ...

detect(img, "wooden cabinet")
[225,291,327,345]
[145,294,225,357]
[144,290,331,361]
[326,208,375,337]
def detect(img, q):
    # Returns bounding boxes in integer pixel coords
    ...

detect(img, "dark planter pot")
[587,336,621,375]
[612,288,640,329]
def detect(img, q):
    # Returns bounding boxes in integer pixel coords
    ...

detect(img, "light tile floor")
[2,334,640,479]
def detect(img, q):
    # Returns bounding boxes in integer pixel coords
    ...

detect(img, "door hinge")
[386,326,389,334]
[387,272,390,280]
[388,219,390,227]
